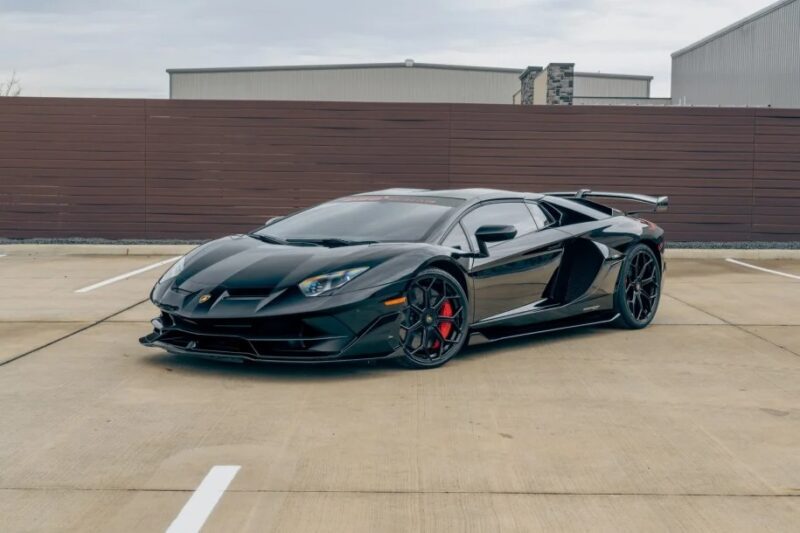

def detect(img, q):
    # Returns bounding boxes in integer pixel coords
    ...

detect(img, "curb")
[1,244,800,259]
[0,244,197,256]
[665,249,800,259]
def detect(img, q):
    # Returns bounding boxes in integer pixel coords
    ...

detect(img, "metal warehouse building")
[672,0,800,107]
[167,60,658,105]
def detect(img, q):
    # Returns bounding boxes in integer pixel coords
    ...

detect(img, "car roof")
[351,188,544,203]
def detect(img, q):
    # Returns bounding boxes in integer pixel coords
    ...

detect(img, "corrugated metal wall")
[672,0,800,107]
[2,97,798,242]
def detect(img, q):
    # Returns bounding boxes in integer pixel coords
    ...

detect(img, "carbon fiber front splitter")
[139,310,404,364]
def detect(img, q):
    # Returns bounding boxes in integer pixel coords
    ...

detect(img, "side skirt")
[468,310,619,345]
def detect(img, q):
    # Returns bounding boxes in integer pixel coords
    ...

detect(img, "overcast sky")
[0,0,775,99]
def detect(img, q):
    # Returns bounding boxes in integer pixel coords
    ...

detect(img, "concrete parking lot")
[0,249,798,532]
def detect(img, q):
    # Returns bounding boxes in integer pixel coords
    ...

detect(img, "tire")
[613,243,662,329]
[397,268,469,369]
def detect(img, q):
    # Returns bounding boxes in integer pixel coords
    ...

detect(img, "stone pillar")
[545,63,574,105]
[518,66,542,105]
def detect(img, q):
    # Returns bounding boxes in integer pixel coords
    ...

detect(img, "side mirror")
[474,225,517,257]
[265,216,285,226]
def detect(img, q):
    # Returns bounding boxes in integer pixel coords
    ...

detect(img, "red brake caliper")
[432,300,454,349]
[438,300,454,338]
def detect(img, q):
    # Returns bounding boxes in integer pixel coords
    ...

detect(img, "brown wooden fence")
[1,97,798,241]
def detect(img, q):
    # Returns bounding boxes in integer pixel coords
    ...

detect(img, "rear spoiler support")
[545,189,668,214]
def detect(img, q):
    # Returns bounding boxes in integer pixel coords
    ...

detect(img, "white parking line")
[725,258,800,281]
[0,254,6,258]
[166,465,241,533]
[74,256,181,293]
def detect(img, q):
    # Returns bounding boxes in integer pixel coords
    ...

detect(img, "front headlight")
[298,266,369,297]
[158,256,185,284]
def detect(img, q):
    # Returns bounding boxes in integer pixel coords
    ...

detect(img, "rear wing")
[545,189,668,215]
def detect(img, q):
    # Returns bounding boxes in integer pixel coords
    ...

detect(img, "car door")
[460,201,567,323]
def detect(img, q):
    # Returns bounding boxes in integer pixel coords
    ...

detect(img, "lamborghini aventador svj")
[140,188,668,368]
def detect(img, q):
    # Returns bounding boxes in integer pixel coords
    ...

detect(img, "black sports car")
[140,188,667,368]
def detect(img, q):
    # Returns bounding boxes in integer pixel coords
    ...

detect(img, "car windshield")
[256,195,463,243]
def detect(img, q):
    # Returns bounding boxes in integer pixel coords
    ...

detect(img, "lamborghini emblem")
[199,294,212,304]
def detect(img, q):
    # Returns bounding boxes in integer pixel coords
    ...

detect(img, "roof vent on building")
[404,58,414,67]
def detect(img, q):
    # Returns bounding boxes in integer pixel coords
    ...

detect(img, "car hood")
[167,235,423,294]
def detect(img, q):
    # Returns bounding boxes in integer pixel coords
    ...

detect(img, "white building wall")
[671,0,800,107]
[169,63,656,105]
[574,74,650,97]
[533,71,548,105]
[170,66,522,104]
[574,97,670,106]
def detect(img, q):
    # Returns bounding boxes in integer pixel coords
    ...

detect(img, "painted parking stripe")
[166,465,241,533]
[0,254,6,258]
[74,256,181,293]
[725,258,800,281]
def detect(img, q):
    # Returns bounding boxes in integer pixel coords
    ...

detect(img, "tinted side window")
[527,203,553,229]
[461,202,537,247]
[441,223,471,251]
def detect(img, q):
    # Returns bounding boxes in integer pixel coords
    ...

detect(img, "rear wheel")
[614,244,662,329]
[397,268,468,369]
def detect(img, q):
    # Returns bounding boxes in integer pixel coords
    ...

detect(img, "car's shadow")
[142,326,617,382]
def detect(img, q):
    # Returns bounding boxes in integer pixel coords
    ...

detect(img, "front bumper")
[139,282,408,363]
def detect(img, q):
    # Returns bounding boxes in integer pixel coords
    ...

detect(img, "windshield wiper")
[247,233,289,245]
[286,238,378,248]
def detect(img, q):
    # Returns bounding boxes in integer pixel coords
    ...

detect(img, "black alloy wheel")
[614,243,662,329]
[398,268,469,368]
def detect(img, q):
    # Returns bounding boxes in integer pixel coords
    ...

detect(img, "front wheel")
[614,244,662,329]
[397,268,469,369]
